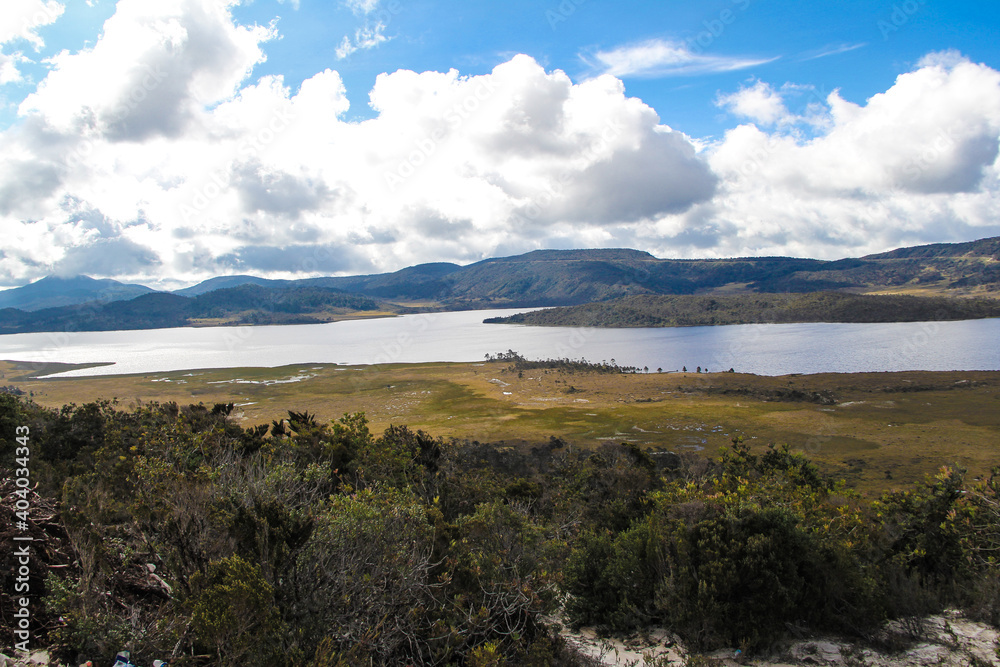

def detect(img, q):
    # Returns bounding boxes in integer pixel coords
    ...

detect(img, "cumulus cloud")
[1,0,998,288]
[0,51,28,84]
[0,0,64,84]
[217,243,374,274]
[686,52,1000,258]
[0,1,717,287]
[585,39,776,78]
[54,236,162,277]
[716,80,792,126]
[18,0,275,140]
[0,0,64,47]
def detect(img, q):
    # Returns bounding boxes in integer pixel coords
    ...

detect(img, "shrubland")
[0,392,997,665]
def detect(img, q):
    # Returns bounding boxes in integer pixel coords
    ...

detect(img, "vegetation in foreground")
[1,393,998,665]
[484,292,1000,328]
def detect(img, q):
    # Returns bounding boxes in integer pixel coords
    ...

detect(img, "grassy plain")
[3,359,998,494]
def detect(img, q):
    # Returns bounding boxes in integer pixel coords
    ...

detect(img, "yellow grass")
[3,359,998,494]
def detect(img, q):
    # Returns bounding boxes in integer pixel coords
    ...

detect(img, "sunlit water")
[0,309,997,378]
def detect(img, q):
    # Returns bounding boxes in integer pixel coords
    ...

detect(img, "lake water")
[0,309,998,378]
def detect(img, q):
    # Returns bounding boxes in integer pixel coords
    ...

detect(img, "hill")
[2,236,999,334]
[0,285,387,334]
[485,292,1000,327]
[176,262,463,300]
[171,238,1000,308]
[0,275,154,311]
[173,274,292,296]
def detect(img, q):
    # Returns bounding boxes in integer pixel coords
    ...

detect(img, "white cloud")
[0,0,65,84]
[716,80,792,126]
[18,0,275,139]
[345,0,379,15]
[0,1,716,286]
[0,51,29,83]
[799,43,866,61]
[0,1,998,288]
[335,21,389,59]
[586,39,776,78]
[686,52,1000,259]
[0,0,64,48]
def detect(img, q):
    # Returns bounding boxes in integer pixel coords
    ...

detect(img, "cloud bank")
[0,1,998,288]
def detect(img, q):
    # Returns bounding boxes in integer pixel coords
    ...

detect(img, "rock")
[789,641,844,665]
[903,644,949,665]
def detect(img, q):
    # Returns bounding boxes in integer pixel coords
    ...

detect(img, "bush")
[189,555,283,666]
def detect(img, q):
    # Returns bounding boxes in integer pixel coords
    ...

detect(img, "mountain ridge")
[0,275,155,312]
[0,236,997,333]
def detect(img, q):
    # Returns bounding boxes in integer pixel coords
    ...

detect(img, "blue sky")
[6,0,997,136]
[1,0,999,287]
[186,0,1000,135]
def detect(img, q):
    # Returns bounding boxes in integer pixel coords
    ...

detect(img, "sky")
[0,0,999,289]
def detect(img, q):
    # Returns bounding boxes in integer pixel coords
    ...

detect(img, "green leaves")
[189,556,283,666]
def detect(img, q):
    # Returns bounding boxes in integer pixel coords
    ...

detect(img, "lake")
[1,309,998,378]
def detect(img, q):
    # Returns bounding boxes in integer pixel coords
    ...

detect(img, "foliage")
[1,394,997,663]
[188,555,283,666]
[484,292,1000,329]
[562,439,997,653]
[484,349,642,374]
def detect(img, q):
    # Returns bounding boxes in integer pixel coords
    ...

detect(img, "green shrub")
[188,555,283,666]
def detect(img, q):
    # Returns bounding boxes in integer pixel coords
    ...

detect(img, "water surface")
[0,310,997,378]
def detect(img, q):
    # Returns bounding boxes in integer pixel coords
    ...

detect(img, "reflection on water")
[0,309,997,378]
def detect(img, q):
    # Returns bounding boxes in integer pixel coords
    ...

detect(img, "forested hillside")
[485,292,1000,327]
[2,237,998,333]
[173,237,1000,306]
[1,392,998,665]
[0,285,387,334]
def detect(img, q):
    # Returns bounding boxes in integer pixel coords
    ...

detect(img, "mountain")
[0,275,155,311]
[1,237,997,334]
[293,238,999,306]
[437,251,830,306]
[0,285,386,334]
[173,275,291,296]
[862,236,1000,260]
[176,262,462,301]
[42,237,1000,312]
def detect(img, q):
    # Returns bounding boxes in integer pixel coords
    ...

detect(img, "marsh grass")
[3,359,998,493]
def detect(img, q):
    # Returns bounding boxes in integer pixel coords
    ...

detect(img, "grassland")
[4,358,998,494]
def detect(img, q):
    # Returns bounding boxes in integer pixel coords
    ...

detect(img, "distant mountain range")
[0,236,997,334]
[0,275,155,312]
[0,285,386,334]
